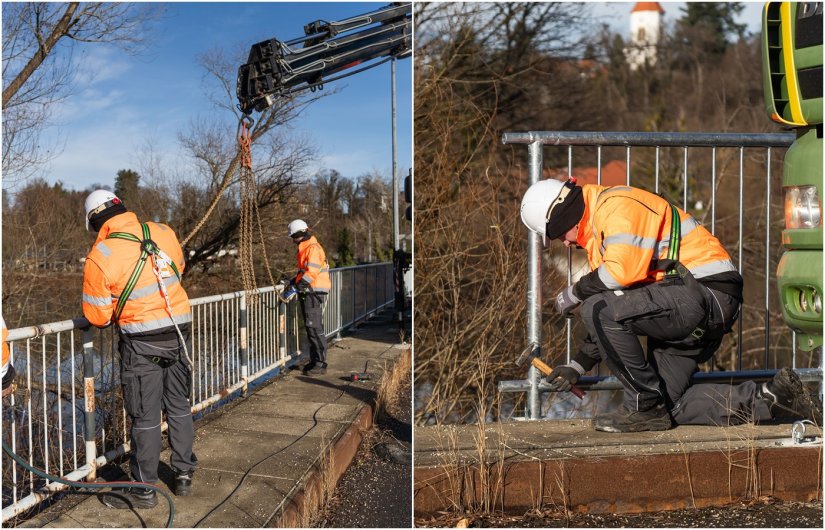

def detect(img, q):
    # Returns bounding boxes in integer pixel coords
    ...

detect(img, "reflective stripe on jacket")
[82,212,191,334]
[296,236,331,293]
[578,184,737,289]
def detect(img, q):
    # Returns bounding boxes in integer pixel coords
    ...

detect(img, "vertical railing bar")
[10,342,18,503]
[737,147,744,370]
[765,147,772,368]
[683,146,689,211]
[792,332,797,369]
[82,329,97,481]
[240,292,249,396]
[198,304,203,403]
[41,335,49,484]
[711,146,717,235]
[527,140,543,420]
[26,339,34,489]
[625,146,631,186]
[57,333,64,476]
[654,146,660,194]
[596,145,602,186]
[70,331,78,470]
[566,145,573,363]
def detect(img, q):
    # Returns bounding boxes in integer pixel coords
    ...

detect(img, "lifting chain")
[237,115,278,301]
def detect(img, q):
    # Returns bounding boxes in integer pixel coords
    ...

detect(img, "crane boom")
[237,2,411,114]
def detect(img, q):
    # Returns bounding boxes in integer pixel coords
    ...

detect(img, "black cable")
[1,440,175,527]
[192,391,345,528]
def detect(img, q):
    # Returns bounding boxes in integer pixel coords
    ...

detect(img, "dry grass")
[375,346,412,423]
[287,439,337,528]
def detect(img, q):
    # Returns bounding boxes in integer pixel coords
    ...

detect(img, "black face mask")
[89,203,127,232]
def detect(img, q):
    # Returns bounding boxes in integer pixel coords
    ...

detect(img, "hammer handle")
[531,358,586,399]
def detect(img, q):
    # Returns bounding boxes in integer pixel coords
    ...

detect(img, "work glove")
[554,285,581,317]
[281,284,298,303]
[545,361,585,392]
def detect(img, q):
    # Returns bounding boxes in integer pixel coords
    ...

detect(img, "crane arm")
[237,2,411,114]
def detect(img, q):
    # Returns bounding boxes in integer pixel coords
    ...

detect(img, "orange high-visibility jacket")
[296,236,331,293]
[82,212,191,334]
[1,315,9,376]
[577,184,737,290]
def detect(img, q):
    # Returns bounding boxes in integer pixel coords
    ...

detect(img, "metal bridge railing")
[498,131,822,420]
[1,262,394,522]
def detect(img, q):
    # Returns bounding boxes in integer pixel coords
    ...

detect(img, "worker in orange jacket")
[287,220,331,375]
[82,190,196,508]
[521,178,821,432]
[1,315,15,398]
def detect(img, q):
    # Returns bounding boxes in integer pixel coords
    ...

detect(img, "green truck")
[762,2,823,352]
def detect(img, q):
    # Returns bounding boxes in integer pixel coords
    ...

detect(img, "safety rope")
[180,115,255,248]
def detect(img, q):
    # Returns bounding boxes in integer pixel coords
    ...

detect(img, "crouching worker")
[520,178,822,432]
[287,220,331,376]
[82,190,197,507]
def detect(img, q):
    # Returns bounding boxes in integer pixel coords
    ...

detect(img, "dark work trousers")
[119,330,196,484]
[579,280,770,426]
[299,293,327,365]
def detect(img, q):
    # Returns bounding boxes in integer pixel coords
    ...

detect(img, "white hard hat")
[288,219,309,237]
[84,189,121,232]
[520,179,569,246]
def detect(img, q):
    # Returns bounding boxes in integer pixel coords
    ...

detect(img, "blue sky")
[26,2,411,192]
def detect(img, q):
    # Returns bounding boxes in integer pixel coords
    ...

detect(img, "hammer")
[515,343,586,399]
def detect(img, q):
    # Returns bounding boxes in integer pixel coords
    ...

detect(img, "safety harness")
[107,223,187,368]
[659,203,710,340]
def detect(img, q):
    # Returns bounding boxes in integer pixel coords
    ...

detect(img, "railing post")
[527,140,543,420]
[336,272,343,340]
[82,328,97,480]
[279,300,287,360]
[240,291,249,396]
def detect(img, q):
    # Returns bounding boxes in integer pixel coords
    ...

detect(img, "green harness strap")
[664,203,682,278]
[107,223,181,323]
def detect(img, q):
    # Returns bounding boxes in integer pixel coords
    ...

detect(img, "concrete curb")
[274,404,375,527]
[414,445,823,516]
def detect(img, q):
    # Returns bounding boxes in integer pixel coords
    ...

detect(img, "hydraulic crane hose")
[1,440,174,527]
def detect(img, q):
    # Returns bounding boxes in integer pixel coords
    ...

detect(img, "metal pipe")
[502,131,795,147]
[738,147,744,371]
[81,328,97,481]
[527,141,543,420]
[765,148,772,367]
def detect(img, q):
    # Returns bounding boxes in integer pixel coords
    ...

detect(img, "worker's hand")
[546,362,585,392]
[281,285,298,303]
[554,286,581,317]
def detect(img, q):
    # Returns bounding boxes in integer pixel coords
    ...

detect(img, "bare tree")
[2,2,161,183]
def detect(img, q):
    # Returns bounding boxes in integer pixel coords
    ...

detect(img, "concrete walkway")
[415,419,823,515]
[23,310,409,528]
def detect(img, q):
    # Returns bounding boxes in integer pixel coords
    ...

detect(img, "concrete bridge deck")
[21,311,409,528]
[414,419,823,516]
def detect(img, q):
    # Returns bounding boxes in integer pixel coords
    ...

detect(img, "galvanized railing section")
[498,131,823,420]
[0,262,393,521]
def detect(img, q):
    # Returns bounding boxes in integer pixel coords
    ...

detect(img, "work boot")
[301,361,316,375]
[758,368,822,422]
[593,403,673,433]
[175,470,193,497]
[100,487,158,509]
[307,363,327,376]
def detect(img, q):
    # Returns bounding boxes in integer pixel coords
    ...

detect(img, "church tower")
[626,2,665,70]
